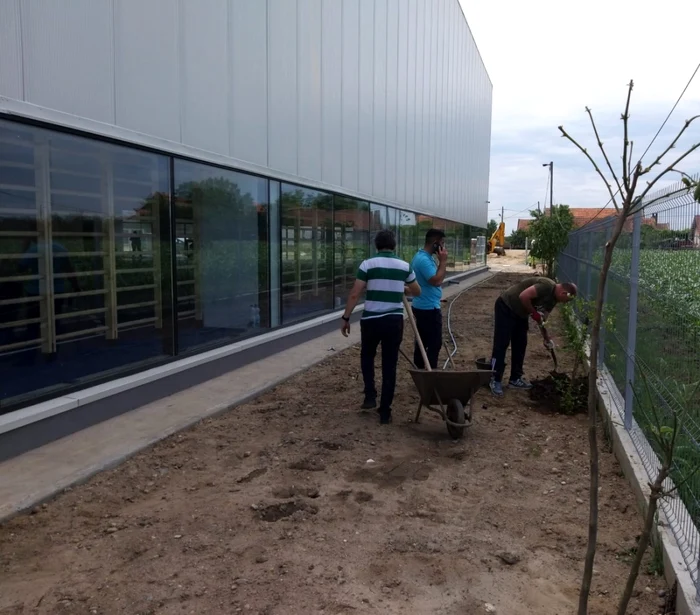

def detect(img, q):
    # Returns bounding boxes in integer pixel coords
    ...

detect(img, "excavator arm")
[487,222,506,255]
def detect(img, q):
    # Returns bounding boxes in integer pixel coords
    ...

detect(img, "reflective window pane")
[334,196,369,304]
[280,184,333,323]
[173,161,270,352]
[0,120,173,410]
[398,210,418,262]
[369,203,388,255]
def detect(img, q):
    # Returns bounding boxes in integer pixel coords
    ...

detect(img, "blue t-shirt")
[411,249,442,309]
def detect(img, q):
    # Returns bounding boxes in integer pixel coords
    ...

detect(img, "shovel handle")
[402,296,432,372]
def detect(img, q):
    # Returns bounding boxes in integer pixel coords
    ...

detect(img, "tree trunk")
[616,467,668,615]
[578,215,627,615]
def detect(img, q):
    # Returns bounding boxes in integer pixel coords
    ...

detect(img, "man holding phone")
[410,228,448,369]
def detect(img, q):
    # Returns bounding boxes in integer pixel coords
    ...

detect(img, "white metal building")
[0,0,492,420]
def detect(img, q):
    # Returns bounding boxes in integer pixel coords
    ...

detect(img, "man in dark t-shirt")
[490,276,577,397]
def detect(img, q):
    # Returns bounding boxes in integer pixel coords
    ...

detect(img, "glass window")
[0,119,173,410]
[386,206,399,252]
[280,184,334,323]
[369,203,388,255]
[398,210,418,263]
[334,196,369,305]
[173,161,269,352]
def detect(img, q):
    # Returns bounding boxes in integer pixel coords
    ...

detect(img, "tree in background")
[486,218,498,237]
[526,206,574,278]
[506,227,527,249]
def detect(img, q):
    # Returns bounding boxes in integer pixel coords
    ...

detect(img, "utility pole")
[537,201,541,213]
[500,206,504,223]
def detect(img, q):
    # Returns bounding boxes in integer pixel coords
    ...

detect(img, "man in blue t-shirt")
[410,228,448,369]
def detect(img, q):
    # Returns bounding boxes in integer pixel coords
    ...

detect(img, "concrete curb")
[0,267,493,523]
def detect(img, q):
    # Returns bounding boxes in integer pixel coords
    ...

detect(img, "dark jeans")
[491,297,529,383]
[360,314,404,412]
[412,307,442,370]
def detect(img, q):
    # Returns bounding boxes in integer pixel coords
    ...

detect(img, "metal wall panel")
[321,0,342,187]
[22,0,114,124]
[0,0,23,101]
[297,0,323,181]
[0,0,492,226]
[114,0,180,141]
[267,0,298,176]
[341,0,360,192]
[229,0,268,167]
[404,0,417,208]
[384,0,399,204]
[180,0,229,156]
[395,0,408,205]
[357,0,375,196]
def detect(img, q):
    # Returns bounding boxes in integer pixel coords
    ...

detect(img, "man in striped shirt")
[341,230,421,424]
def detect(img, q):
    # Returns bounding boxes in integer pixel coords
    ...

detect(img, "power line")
[576,61,700,231]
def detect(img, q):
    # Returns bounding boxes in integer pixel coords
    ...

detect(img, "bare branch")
[627,141,634,179]
[640,115,700,175]
[638,142,700,202]
[622,80,634,191]
[558,125,621,211]
[586,106,624,196]
[661,463,700,498]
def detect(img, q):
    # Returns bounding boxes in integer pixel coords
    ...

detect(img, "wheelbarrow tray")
[408,369,493,407]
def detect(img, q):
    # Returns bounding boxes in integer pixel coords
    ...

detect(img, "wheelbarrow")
[401,296,493,439]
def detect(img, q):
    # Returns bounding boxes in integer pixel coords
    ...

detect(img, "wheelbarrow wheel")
[445,398,466,439]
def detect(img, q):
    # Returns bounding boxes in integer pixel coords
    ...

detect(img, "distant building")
[517,207,672,233]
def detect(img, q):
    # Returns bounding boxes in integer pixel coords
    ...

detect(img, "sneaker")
[361,396,377,410]
[508,377,533,390]
[379,408,393,424]
[489,379,504,397]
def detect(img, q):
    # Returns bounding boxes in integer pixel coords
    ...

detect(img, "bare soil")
[0,273,667,615]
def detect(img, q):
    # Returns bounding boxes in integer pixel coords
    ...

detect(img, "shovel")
[538,323,559,372]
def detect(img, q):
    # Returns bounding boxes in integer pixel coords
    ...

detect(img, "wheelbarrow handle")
[402,295,432,372]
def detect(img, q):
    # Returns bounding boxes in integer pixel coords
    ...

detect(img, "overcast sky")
[459,0,700,233]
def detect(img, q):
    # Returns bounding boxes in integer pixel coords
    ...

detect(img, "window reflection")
[173,161,270,351]
[0,120,172,407]
[334,196,369,303]
[280,184,334,323]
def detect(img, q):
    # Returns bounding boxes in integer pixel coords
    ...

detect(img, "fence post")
[598,221,612,368]
[586,231,593,301]
[624,207,643,430]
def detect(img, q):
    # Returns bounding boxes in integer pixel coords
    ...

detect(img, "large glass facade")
[0,119,173,408]
[173,160,269,352]
[0,117,489,412]
[280,184,333,324]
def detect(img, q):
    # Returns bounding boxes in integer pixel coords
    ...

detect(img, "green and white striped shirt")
[356,251,416,320]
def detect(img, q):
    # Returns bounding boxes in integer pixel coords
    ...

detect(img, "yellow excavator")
[487,221,506,255]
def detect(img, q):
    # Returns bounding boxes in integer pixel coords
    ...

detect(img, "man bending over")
[490,276,577,397]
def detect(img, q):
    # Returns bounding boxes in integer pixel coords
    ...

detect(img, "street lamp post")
[542,161,553,215]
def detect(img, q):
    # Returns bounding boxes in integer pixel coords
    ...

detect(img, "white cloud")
[459,0,700,232]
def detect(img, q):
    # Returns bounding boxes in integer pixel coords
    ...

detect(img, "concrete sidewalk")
[0,269,493,522]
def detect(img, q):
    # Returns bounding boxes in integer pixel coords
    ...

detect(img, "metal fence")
[558,177,700,599]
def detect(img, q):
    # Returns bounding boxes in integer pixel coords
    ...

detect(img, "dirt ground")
[0,273,669,615]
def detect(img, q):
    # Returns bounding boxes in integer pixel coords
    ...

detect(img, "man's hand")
[530,310,543,324]
[340,318,351,337]
[437,246,448,263]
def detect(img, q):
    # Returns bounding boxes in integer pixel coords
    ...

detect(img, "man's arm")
[428,248,448,286]
[518,285,540,319]
[519,285,552,344]
[405,280,421,296]
[340,278,367,337]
